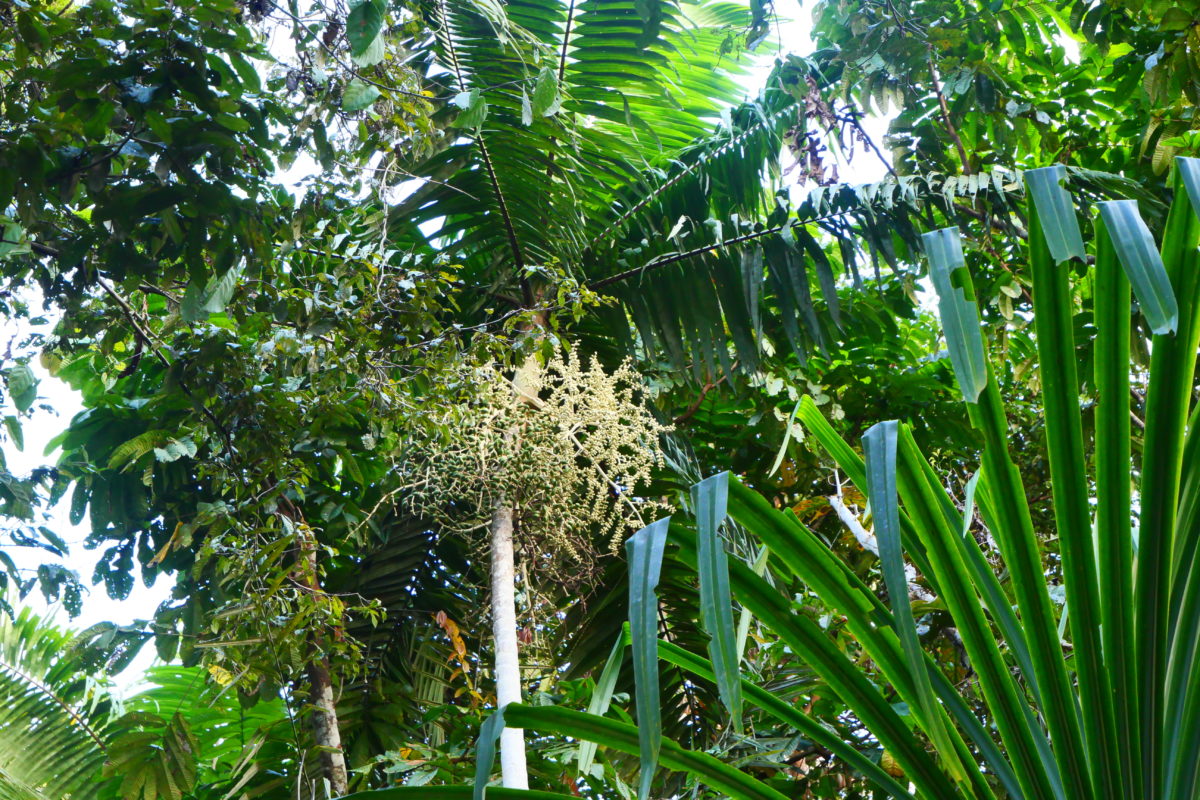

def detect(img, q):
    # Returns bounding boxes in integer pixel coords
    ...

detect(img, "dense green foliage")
[3,0,1200,797]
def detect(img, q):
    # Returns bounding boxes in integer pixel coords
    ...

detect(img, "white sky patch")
[2,298,170,691]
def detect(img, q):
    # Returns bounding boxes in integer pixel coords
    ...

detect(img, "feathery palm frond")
[0,606,114,800]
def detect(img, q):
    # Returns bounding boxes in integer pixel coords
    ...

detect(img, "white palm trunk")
[489,497,529,788]
[307,658,349,796]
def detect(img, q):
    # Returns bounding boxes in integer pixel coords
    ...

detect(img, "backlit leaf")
[922,228,987,402]
[1098,200,1178,335]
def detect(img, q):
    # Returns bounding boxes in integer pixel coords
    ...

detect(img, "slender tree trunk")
[306,657,349,796]
[290,512,350,798]
[490,496,529,788]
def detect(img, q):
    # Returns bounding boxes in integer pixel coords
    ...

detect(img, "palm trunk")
[293,514,349,797]
[490,496,529,788]
[306,657,349,796]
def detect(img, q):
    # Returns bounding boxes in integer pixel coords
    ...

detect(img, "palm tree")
[353,157,1200,798]
[0,601,317,799]
[320,0,1190,789]
[0,605,114,799]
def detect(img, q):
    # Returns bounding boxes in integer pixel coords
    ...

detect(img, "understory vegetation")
[3,0,1200,798]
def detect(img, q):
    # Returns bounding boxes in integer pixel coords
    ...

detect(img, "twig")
[267,0,431,101]
[953,201,1027,240]
[95,276,236,454]
[672,374,729,425]
[844,110,897,179]
[927,46,972,176]
[828,490,934,602]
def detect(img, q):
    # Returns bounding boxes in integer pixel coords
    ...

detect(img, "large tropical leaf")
[0,607,113,800]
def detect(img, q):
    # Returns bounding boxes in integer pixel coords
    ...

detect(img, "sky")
[4,0,891,692]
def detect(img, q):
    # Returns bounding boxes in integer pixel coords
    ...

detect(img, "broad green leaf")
[202,268,240,315]
[182,268,241,322]
[1024,165,1085,264]
[503,704,788,800]
[153,438,197,464]
[864,421,969,786]
[453,90,488,130]
[1097,200,1178,334]
[532,67,561,117]
[4,416,22,451]
[690,473,742,732]
[180,282,206,323]
[213,113,249,132]
[625,517,670,800]
[4,365,37,413]
[922,228,987,403]
[343,79,382,112]
[656,638,915,800]
[352,28,386,67]
[346,0,386,58]
[0,220,31,258]
[227,52,261,93]
[520,89,533,127]
[577,627,629,776]
[473,706,507,800]
[108,430,170,471]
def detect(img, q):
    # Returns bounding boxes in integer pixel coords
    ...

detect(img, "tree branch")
[95,276,235,454]
[927,46,972,176]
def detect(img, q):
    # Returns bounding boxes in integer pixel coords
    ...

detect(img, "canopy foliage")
[2,0,1200,797]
